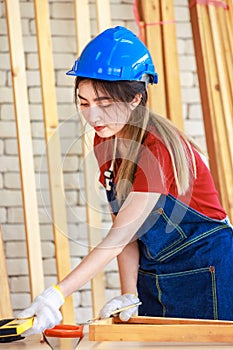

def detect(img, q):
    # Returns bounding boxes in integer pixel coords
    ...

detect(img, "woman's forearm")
[59,192,159,298]
[117,240,139,295]
[58,244,122,297]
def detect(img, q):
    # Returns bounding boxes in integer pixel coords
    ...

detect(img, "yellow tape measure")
[0,318,33,337]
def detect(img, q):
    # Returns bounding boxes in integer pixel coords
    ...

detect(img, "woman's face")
[77,80,131,138]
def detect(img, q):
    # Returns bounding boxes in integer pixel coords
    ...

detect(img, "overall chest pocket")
[137,207,187,260]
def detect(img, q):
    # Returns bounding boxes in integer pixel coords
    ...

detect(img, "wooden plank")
[96,0,111,33]
[74,0,91,54]
[90,324,233,343]
[33,0,74,324]
[74,1,106,318]
[79,338,233,350]
[200,5,229,206]
[89,317,233,342]
[208,5,233,166]
[139,0,167,116]
[4,333,233,349]
[218,3,233,114]
[226,0,233,111]
[0,226,13,318]
[4,333,233,350]
[203,5,233,219]
[113,315,233,325]
[82,136,106,317]
[226,0,233,44]
[189,1,233,221]
[4,0,44,300]
[160,0,184,130]
[189,4,221,190]
[200,5,231,215]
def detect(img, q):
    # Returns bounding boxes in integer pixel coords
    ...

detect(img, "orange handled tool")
[43,324,84,338]
[42,324,84,349]
[41,302,141,348]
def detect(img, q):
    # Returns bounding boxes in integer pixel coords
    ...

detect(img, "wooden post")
[138,0,184,130]
[139,0,167,116]
[217,2,233,117]
[82,133,106,318]
[4,0,44,300]
[160,0,184,130]
[33,0,74,324]
[74,0,91,54]
[89,316,233,342]
[189,1,233,221]
[96,0,111,32]
[74,0,106,318]
[0,226,13,318]
[208,6,233,164]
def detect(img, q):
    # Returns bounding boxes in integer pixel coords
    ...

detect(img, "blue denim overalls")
[106,186,233,320]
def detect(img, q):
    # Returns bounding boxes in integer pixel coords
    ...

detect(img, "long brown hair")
[74,77,198,203]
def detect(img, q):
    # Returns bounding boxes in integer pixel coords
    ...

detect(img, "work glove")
[99,294,140,321]
[17,285,64,336]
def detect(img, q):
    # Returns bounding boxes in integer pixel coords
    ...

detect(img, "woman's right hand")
[17,286,64,336]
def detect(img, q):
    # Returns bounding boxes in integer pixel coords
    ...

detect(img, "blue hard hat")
[66,26,158,84]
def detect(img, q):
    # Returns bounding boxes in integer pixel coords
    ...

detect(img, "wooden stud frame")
[96,0,111,32]
[139,0,184,130]
[4,0,44,300]
[139,0,167,116]
[33,0,74,324]
[89,316,233,343]
[0,226,13,318]
[74,0,108,318]
[189,1,233,221]
[160,0,184,130]
[74,0,91,55]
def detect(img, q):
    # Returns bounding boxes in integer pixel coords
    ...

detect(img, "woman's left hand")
[99,294,140,321]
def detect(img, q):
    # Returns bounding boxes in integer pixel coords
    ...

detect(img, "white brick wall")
[0,0,206,321]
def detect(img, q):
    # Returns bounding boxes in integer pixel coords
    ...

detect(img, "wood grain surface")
[3,333,233,350]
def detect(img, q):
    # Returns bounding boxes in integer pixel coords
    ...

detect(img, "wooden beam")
[4,0,44,300]
[138,0,183,130]
[139,0,167,116]
[96,0,111,33]
[218,3,233,116]
[89,316,233,342]
[74,0,91,54]
[160,0,184,130]
[189,1,233,221]
[208,6,233,165]
[113,316,233,325]
[0,226,13,318]
[74,1,106,318]
[226,0,233,43]
[33,0,74,324]
[82,133,106,317]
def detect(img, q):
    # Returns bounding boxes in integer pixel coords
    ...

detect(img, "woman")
[19,26,233,334]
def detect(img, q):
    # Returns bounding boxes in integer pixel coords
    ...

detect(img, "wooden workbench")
[2,334,233,350]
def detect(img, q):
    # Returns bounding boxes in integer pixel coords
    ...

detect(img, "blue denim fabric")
[137,194,233,320]
[106,186,233,320]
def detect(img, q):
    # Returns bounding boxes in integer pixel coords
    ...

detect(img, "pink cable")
[133,0,144,41]
[133,0,176,43]
[189,0,229,10]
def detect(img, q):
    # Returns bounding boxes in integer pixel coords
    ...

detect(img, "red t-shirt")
[94,128,226,220]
